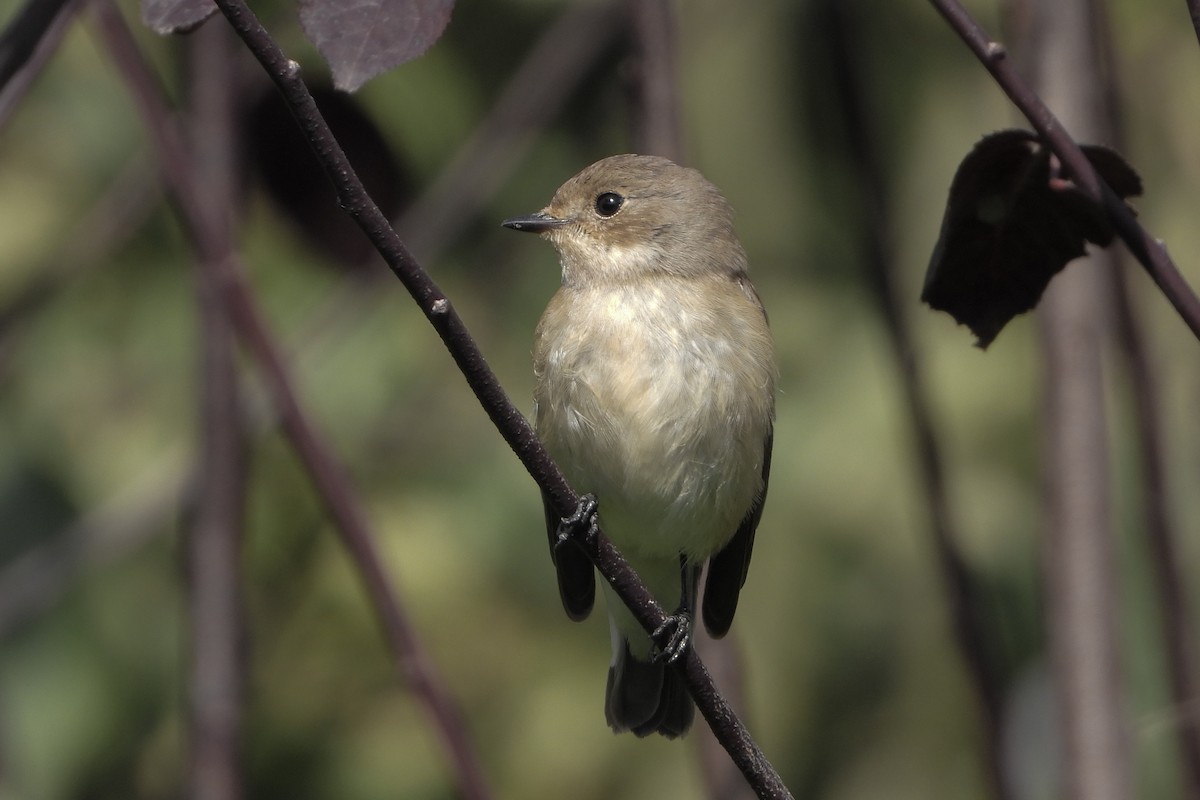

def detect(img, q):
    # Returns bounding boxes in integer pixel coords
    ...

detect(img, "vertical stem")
[1112,265,1200,800]
[626,0,682,161]
[1020,3,1131,798]
[1097,3,1200,795]
[184,20,246,800]
[88,4,494,797]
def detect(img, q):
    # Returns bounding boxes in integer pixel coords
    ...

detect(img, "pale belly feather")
[535,282,771,562]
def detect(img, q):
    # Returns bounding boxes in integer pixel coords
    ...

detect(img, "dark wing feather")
[701,431,773,637]
[541,489,596,621]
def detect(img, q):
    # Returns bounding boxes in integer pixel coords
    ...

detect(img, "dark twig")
[260,0,626,379]
[87,4,492,799]
[821,2,1010,797]
[184,21,247,800]
[928,0,1200,343]
[210,1,792,797]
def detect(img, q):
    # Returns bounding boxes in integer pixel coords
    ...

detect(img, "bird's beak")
[502,210,568,233]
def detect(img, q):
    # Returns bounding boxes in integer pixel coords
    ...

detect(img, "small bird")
[503,154,776,738]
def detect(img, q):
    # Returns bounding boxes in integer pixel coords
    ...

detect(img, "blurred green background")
[1,0,1199,798]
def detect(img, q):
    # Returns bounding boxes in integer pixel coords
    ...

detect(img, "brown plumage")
[504,155,776,738]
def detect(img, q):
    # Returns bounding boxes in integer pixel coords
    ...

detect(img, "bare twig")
[209,1,792,797]
[87,4,492,799]
[258,0,627,385]
[184,21,247,800]
[696,630,757,800]
[821,2,1011,797]
[928,0,1200,343]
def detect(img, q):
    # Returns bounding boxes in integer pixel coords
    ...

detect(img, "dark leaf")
[921,129,1142,348]
[243,82,411,270]
[300,0,454,93]
[141,0,215,35]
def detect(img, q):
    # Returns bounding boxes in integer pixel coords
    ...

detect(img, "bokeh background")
[1,0,1198,798]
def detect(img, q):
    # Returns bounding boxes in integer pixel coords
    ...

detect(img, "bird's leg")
[652,556,702,665]
[555,493,599,555]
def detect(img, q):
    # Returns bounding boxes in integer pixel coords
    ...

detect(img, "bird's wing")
[541,489,596,621]
[701,430,773,637]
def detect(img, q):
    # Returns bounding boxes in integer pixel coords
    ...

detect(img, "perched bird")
[503,154,776,738]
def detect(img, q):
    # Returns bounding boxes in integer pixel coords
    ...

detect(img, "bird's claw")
[651,612,693,665]
[555,493,599,552]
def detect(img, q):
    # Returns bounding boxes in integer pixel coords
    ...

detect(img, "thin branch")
[821,2,1011,797]
[209,1,792,797]
[252,0,627,386]
[928,0,1200,343]
[184,20,247,800]
[86,4,492,799]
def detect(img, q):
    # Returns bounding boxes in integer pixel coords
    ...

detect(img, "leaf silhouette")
[243,83,411,270]
[141,0,216,35]
[921,129,1142,348]
[300,0,454,93]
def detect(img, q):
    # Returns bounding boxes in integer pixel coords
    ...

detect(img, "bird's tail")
[604,638,694,738]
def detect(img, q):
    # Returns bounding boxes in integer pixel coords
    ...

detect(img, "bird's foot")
[555,493,599,554]
[651,611,693,665]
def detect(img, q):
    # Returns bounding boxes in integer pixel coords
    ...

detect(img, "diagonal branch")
[928,0,1200,343]
[87,3,492,799]
[209,1,793,797]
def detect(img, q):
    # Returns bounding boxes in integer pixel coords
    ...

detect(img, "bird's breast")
[533,279,774,558]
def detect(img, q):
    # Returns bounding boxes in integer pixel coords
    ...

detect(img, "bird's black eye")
[594,191,624,218]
